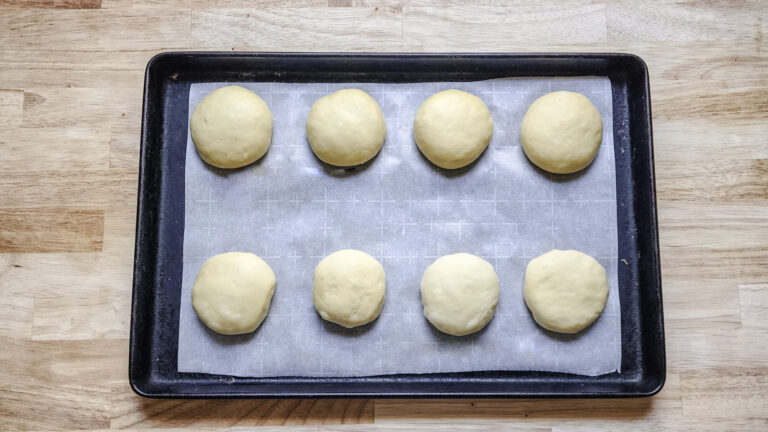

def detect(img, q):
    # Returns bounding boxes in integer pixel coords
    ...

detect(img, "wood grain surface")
[0,0,766,430]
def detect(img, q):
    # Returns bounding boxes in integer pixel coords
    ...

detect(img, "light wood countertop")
[1,1,766,430]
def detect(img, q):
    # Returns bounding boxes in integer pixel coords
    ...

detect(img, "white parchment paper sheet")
[177,78,621,377]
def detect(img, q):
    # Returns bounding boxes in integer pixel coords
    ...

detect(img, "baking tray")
[130,52,664,398]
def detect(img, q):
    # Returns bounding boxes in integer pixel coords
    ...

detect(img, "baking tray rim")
[130,51,664,398]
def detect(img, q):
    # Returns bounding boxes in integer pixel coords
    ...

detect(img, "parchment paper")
[177,78,621,377]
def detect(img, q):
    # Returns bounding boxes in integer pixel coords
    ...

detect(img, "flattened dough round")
[313,249,386,328]
[190,85,274,169]
[420,253,500,336]
[520,91,602,174]
[414,90,493,169]
[306,89,386,167]
[524,249,609,333]
[192,252,276,335]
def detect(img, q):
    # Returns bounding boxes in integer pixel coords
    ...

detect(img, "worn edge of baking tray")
[129,52,664,398]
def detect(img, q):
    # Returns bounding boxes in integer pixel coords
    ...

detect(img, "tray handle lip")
[136,50,652,60]
[623,52,666,398]
[121,387,665,399]
[129,50,171,398]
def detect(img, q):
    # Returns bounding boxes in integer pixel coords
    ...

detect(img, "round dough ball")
[190,85,274,169]
[420,253,500,336]
[524,249,609,333]
[192,252,276,335]
[313,249,386,328]
[414,89,493,169]
[306,89,386,167]
[520,91,603,174]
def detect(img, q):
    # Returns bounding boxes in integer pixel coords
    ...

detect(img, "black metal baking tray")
[130,52,664,398]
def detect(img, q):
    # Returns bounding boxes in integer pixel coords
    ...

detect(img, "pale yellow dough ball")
[520,91,603,174]
[306,89,387,167]
[524,249,609,333]
[190,86,273,169]
[414,90,493,169]
[313,249,386,328]
[420,253,500,336]
[192,252,276,335]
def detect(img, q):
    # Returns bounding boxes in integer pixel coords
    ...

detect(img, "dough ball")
[192,252,276,335]
[313,249,386,328]
[414,89,494,169]
[520,91,603,174]
[190,85,273,169]
[420,253,500,336]
[306,89,387,167]
[524,249,609,333]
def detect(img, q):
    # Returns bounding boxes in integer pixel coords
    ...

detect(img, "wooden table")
[1,1,766,430]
